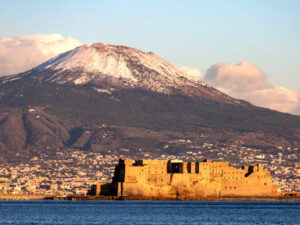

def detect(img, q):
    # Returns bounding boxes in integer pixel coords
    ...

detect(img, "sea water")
[0,201,299,225]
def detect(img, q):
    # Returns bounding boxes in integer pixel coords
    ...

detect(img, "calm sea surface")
[0,201,299,225]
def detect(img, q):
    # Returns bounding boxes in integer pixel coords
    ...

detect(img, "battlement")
[118,158,263,176]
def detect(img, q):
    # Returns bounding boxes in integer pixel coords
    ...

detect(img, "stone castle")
[90,158,278,200]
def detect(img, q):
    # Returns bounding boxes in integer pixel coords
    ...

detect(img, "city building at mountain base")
[89,158,278,200]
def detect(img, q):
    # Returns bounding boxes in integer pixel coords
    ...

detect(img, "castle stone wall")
[95,158,278,199]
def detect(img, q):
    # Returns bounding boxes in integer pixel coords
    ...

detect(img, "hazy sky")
[1,0,299,91]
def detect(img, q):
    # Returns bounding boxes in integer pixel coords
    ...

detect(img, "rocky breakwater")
[0,194,49,200]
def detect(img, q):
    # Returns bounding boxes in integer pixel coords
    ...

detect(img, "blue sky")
[1,0,300,91]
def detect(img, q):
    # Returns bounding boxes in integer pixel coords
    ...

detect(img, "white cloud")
[204,60,300,115]
[0,34,83,76]
[205,60,271,92]
[178,66,203,81]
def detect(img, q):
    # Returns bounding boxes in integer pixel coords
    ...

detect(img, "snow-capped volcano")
[1,42,299,162]
[2,43,235,102]
[24,43,211,94]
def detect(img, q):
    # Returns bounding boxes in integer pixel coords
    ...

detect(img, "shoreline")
[1,194,299,201]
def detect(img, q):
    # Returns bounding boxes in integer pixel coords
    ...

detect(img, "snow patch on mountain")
[37,44,136,82]
[93,87,112,95]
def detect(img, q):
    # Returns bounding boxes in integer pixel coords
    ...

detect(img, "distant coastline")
[0,193,300,201]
